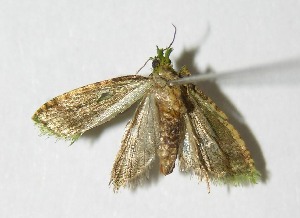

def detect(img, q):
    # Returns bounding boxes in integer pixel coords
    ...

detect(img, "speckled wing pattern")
[110,94,160,190]
[32,75,152,142]
[179,84,259,188]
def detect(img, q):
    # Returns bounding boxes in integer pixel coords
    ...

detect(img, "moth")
[32,35,260,192]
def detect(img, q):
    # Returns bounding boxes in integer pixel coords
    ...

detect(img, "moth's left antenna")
[136,58,152,75]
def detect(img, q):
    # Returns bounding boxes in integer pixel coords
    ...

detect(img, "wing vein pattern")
[110,94,160,190]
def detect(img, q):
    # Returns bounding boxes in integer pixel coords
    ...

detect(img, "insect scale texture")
[32,44,260,192]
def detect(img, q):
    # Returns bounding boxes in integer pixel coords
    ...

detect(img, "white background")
[1,0,300,218]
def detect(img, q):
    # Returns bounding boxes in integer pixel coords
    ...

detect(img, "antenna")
[166,24,177,50]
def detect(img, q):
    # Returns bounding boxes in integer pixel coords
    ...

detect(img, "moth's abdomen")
[155,85,185,175]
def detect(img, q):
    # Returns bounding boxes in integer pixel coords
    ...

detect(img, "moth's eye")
[152,59,160,68]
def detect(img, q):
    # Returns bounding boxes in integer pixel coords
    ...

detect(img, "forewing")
[181,85,259,185]
[32,75,152,141]
[110,94,159,191]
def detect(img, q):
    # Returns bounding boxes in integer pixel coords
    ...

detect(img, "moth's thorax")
[152,67,180,87]
[153,69,186,175]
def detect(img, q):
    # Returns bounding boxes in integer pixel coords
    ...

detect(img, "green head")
[152,46,173,70]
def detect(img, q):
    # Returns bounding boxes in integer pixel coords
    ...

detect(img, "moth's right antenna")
[166,24,177,50]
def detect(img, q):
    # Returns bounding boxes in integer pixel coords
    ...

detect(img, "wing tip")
[211,168,261,186]
[110,164,153,192]
[32,113,81,143]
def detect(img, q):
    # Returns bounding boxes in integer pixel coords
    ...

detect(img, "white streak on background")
[170,57,300,86]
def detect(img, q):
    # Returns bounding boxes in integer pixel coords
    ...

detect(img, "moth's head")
[152,46,173,70]
[151,25,176,73]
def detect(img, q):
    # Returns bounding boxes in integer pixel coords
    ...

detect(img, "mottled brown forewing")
[183,84,259,184]
[32,75,152,141]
